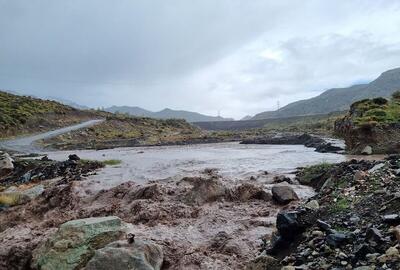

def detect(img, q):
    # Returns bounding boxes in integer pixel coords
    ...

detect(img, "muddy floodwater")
[3,141,376,269]
[46,142,347,189]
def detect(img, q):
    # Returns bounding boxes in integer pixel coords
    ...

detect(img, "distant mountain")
[105,106,234,122]
[105,106,153,117]
[252,67,400,120]
[240,115,253,121]
[47,97,91,110]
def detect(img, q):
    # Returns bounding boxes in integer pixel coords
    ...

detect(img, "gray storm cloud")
[1,0,400,118]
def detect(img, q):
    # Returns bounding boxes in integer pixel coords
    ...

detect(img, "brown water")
[39,142,375,269]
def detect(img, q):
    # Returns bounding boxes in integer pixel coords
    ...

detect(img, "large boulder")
[32,216,128,270]
[84,239,163,270]
[0,152,14,177]
[271,185,298,205]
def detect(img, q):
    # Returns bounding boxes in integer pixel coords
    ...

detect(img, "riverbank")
[258,155,400,269]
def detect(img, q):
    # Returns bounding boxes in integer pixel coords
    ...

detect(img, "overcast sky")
[1,1,400,119]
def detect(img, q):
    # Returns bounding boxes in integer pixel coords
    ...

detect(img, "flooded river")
[46,142,347,190]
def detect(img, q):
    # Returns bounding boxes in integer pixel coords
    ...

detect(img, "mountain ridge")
[105,106,234,122]
[252,67,400,120]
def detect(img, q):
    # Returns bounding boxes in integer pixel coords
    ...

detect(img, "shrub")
[392,90,400,101]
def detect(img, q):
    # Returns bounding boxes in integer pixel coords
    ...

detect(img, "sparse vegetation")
[102,159,122,166]
[0,90,97,138]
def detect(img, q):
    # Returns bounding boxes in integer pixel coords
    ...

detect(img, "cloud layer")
[1,0,400,118]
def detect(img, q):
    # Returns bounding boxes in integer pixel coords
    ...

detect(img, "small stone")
[385,246,399,257]
[365,253,379,263]
[350,215,361,224]
[317,220,332,232]
[390,225,400,241]
[338,252,348,259]
[326,233,348,247]
[361,145,373,155]
[341,261,348,266]
[312,230,324,237]
[68,154,81,161]
[366,227,384,242]
[305,200,319,210]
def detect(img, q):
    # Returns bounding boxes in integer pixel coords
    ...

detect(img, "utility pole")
[277,100,280,110]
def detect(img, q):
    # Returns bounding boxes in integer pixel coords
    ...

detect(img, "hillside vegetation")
[334,91,400,154]
[349,92,400,126]
[0,91,96,138]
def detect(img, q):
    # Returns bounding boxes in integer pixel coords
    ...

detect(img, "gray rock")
[84,239,163,270]
[271,185,299,205]
[368,163,385,173]
[32,216,128,270]
[361,145,373,155]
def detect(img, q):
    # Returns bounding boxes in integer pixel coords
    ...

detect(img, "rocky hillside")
[335,92,400,154]
[253,67,400,120]
[105,106,234,122]
[0,90,97,139]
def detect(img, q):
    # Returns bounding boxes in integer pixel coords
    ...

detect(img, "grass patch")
[297,163,335,185]
[330,196,351,213]
[102,159,122,166]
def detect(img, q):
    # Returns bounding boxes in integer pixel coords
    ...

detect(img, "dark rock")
[271,185,299,205]
[68,154,81,161]
[354,244,375,260]
[326,232,349,247]
[366,227,384,243]
[317,220,332,232]
[315,143,343,153]
[276,212,303,240]
[40,156,50,161]
[382,214,400,225]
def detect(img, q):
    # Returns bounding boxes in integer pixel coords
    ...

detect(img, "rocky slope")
[253,156,400,269]
[253,67,400,120]
[335,93,400,154]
